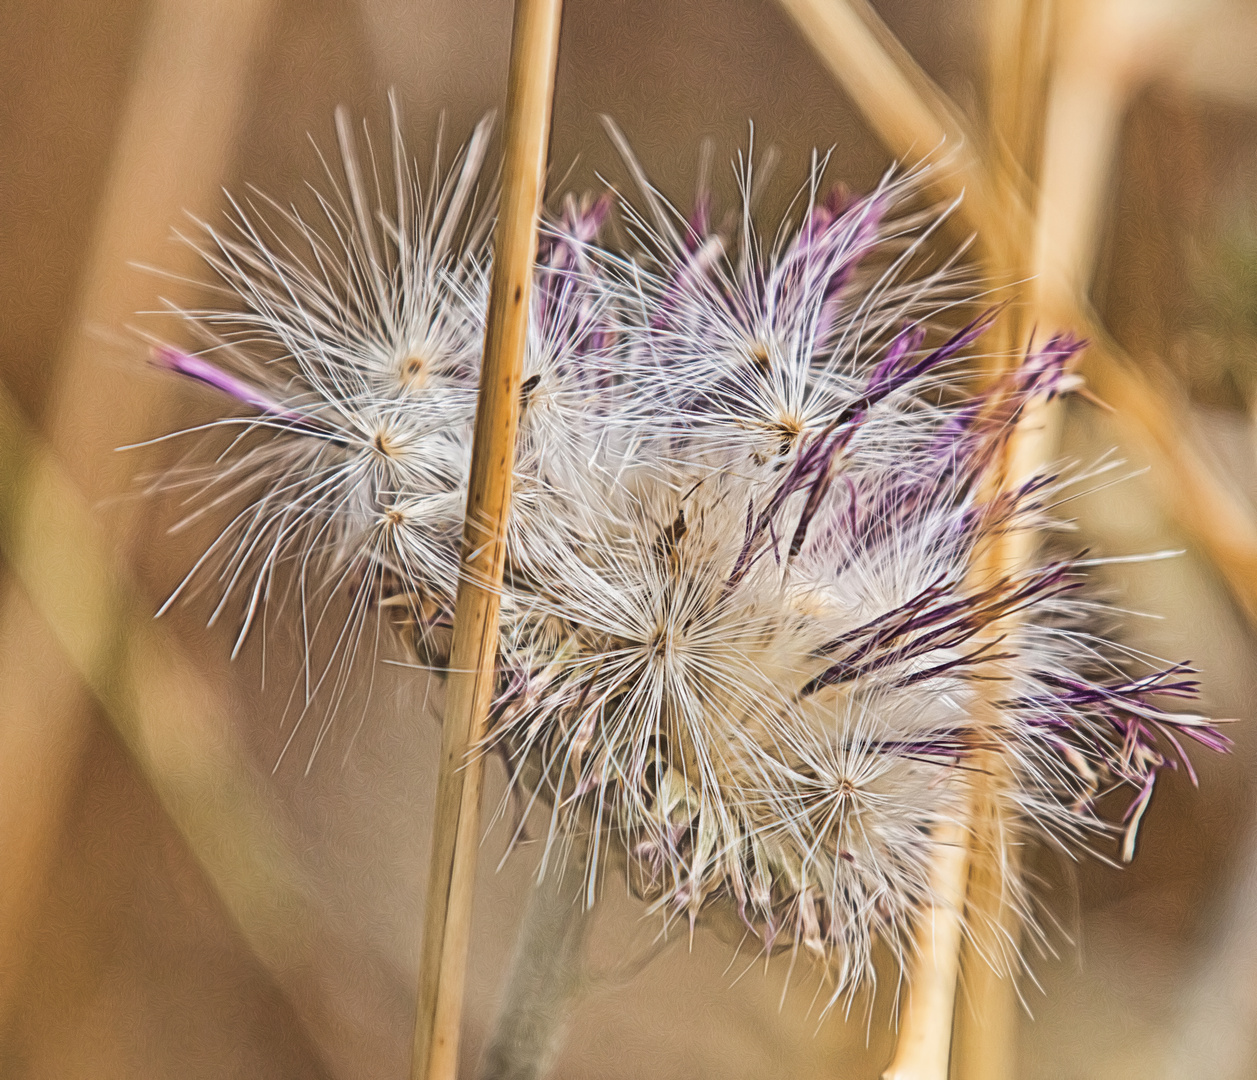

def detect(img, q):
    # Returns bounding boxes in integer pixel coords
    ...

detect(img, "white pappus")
[149,105,1225,1005]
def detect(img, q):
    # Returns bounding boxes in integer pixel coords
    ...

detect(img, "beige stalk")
[410,3,564,1078]
[880,818,971,1080]
[778,3,1257,1076]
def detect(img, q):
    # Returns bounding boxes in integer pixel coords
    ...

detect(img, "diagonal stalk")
[776,6,1257,1078]
[777,0,1257,628]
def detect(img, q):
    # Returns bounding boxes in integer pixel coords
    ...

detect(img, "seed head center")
[372,428,399,459]
[399,353,429,389]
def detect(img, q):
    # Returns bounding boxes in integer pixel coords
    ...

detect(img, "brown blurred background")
[4,0,1257,1077]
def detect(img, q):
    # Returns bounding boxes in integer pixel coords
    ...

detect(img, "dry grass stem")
[952,850,1022,1080]
[410,3,564,1078]
[777,0,1000,260]
[986,0,1051,196]
[777,2,1235,1075]
[881,818,971,1080]
[779,0,1257,1071]
[0,0,1242,1074]
[951,4,1055,1076]
[1081,334,1257,623]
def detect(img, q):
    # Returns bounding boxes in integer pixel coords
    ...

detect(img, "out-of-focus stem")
[0,384,414,1078]
[776,0,996,262]
[478,851,592,1080]
[0,0,273,1038]
[950,5,1055,1077]
[410,3,563,1079]
[781,10,1257,1079]
[951,759,1024,1080]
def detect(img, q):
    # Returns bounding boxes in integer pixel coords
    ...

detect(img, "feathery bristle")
[150,108,1225,1004]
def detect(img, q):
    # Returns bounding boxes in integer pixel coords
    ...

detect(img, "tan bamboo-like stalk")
[880,818,971,1080]
[410,3,563,1078]
[951,4,1055,1077]
[1023,0,1257,621]
[952,421,1054,1080]
[0,0,272,1034]
[778,4,1043,1074]
[951,815,1023,1080]
[774,0,970,171]
[775,0,995,258]
[1079,327,1257,627]
[986,0,1050,194]
[778,15,1257,1076]
[883,374,1055,1079]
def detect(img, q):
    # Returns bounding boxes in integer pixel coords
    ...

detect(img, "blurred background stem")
[0,0,273,1039]
[477,847,592,1080]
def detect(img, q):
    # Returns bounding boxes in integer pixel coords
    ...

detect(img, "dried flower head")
[152,107,1226,1004]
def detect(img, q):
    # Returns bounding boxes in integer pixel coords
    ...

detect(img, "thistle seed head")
[152,107,1226,1004]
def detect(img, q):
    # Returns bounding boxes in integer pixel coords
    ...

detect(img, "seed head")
[153,107,1226,1003]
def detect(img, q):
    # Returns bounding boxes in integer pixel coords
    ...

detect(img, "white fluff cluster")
[154,109,1222,999]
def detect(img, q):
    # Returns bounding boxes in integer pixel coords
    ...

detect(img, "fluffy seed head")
[152,107,1225,1004]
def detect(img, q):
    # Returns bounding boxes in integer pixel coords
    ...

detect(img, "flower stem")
[478,851,592,1080]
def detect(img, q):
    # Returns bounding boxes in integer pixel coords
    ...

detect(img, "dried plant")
[153,109,1225,1034]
